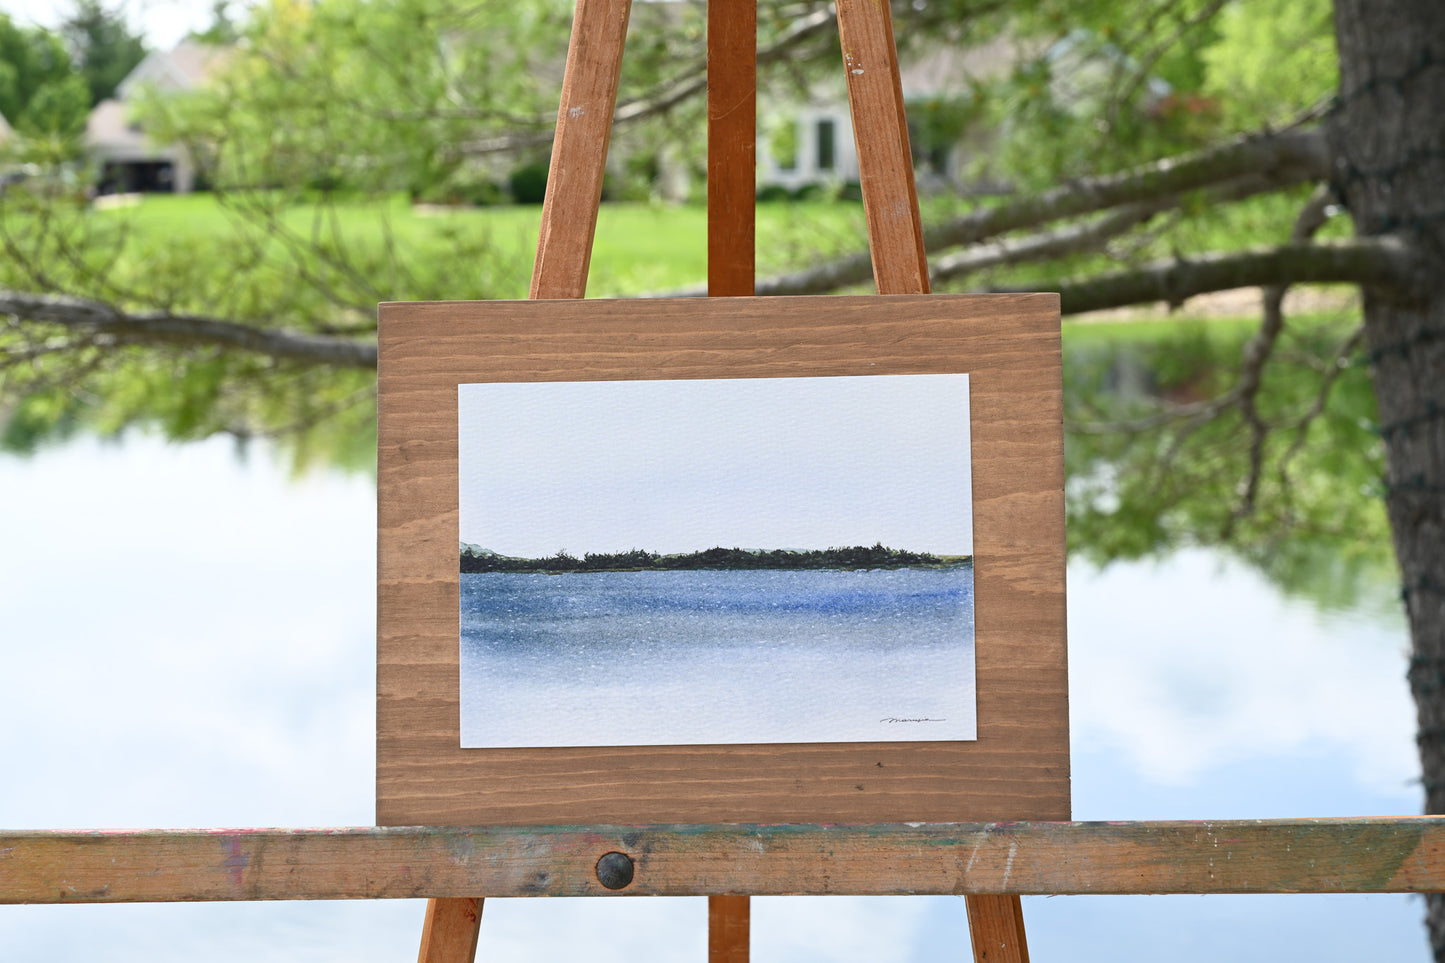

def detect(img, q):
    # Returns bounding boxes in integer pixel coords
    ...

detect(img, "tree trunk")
[1328,1,1445,956]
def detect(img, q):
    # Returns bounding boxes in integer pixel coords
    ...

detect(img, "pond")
[0,417,1426,960]
[459,567,976,747]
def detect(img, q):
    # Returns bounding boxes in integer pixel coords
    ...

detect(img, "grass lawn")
[85,192,868,301]
[58,190,1353,329]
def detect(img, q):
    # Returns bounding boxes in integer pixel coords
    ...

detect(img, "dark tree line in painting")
[460,543,968,573]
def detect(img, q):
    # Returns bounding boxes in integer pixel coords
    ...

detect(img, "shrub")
[508,160,550,205]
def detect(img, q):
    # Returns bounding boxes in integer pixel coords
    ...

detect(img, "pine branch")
[0,291,378,369]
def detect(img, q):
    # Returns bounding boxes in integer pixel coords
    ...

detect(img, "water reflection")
[0,434,1426,961]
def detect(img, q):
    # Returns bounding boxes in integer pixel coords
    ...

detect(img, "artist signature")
[879,716,946,724]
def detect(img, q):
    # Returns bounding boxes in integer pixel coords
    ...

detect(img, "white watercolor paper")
[457,373,976,748]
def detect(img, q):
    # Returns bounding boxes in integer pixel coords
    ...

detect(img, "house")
[756,36,1042,196]
[86,41,229,194]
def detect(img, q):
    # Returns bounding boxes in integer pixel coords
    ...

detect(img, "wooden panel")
[529,0,633,300]
[418,897,483,963]
[707,0,757,297]
[6,819,1445,903]
[835,0,929,296]
[376,293,1066,828]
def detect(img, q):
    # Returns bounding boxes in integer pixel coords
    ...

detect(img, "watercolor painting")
[457,373,976,749]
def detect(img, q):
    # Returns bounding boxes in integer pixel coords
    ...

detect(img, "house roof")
[898,36,1026,97]
[116,40,231,100]
[87,40,230,162]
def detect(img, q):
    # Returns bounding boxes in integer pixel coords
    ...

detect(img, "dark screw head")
[595,851,635,890]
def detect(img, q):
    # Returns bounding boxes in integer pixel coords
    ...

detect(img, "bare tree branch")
[1041,237,1419,316]
[1230,186,1339,523]
[928,127,1328,251]
[459,8,839,157]
[1276,323,1366,480]
[931,170,1303,286]
[0,291,378,369]
[652,127,1330,298]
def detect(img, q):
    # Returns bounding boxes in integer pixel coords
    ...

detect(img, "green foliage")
[1201,0,1337,127]
[132,0,563,197]
[908,93,985,175]
[507,159,549,205]
[60,0,147,107]
[0,0,1398,614]
[767,115,798,171]
[1063,315,1397,612]
[0,14,90,140]
[191,0,242,46]
[0,189,524,469]
[946,0,1332,191]
[413,168,507,206]
[0,188,862,465]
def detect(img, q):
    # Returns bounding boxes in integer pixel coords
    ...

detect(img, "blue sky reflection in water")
[0,435,1429,961]
[460,568,976,746]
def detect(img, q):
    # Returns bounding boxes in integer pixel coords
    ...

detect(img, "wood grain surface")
[707,0,756,298]
[967,894,1030,963]
[6,819,1443,903]
[417,896,483,963]
[835,0,929,295]
[709,894,751,963]
[376,293,1067,827]
[705,7,759,950]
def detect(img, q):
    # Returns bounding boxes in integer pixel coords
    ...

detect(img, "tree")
[0,0,1443,946]
[1328,0,1445,950]
[191,1,242,46]
[0,14,89,140]
[60,0,147,107]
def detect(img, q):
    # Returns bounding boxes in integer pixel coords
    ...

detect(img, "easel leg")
[416,1,632,957]
[966,895,1029,963]
[531,0,634,299]
[709,895,751,963]
[835,0,930,295]
[836,2,1033,957]
[705,2,756,956]
[417,897,483,963]
[707,0,756,297]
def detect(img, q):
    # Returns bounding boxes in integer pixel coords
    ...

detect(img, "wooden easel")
[416,1,1029,960]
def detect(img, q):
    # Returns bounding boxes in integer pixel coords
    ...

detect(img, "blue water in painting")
[459,567,975,748]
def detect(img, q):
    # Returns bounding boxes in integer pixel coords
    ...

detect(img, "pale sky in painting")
[458,373,972,559]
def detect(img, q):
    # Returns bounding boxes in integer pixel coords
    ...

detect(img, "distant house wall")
[755,36,1023,196]
[85,41,227,195]
[757,105,859,191]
